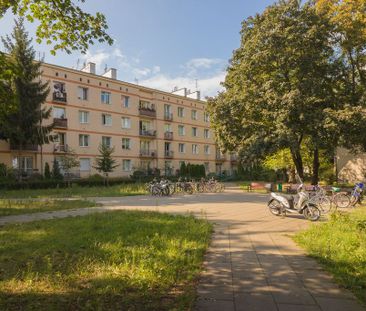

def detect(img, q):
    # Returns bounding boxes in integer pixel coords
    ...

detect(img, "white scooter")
[268,177,321,221]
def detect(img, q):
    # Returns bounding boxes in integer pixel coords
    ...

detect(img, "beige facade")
[337,148,366,183]
[1,62,237,178]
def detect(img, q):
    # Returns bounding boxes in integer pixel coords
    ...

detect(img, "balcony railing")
[139,106,156,118]
[164,150,174,159]
[139,150,157,158]
[53,118,68,128]
[164,131,173,140]
[139,129,157,137]
[216,154,226,162]
[53,91,67,103]
[53,144,69,153]
[10,142,38,152]
[164,113,173,121]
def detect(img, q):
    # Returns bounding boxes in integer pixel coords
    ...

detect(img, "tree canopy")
[208,0,366,183]
[0,0,113,54]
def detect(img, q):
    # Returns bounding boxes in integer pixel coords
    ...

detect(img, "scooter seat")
[281,194,294,201]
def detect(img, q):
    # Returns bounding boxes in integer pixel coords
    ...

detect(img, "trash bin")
[277,183,283,192]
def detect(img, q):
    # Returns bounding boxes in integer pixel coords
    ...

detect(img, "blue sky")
[0,0,275,97]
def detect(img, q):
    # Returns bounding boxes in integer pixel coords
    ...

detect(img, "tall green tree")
[208,0,362,184]
[93,144,118,186]
[1,19,54,179]
[0,0,113,54]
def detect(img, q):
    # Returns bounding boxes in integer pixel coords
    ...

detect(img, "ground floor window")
[204,162,210,174]
[216,163,222,175]
[12,156,33,173]
[79,158,91,171]
[122,159,132,171]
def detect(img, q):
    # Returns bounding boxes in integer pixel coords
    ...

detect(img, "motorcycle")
[267,177,321,221]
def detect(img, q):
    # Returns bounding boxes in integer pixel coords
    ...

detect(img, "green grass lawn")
[0,183,147,199]
[0,199,100,217]
[0,211,212,310]
[294,208,366,304]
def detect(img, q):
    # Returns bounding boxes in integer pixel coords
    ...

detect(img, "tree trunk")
[290,147,304,180]
[311,147,320,185]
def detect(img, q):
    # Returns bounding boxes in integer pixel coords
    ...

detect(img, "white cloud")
[81,50,111,71]
[186,57,223,69]
[140,71,226,98]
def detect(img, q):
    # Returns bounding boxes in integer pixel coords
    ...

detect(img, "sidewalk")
[0,187,364,310]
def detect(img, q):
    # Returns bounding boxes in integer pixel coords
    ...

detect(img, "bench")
[246,182,271,192]
[285,184,316,194]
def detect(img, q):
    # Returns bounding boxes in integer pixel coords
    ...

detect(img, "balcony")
[53,118,68,129]
[164,131,173,140]
[164,113,173,121]
[10,142,38,152]
[53,144,69,153]
[139,103,156,118]
[164,150,174,159]
[139,129,157,138]
[53,91,67,103]
[139,149,157,158]
[216,154,226,162]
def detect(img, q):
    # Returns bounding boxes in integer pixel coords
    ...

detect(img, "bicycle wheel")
[303,204,321,221]
[316,196,332,214]
[350,195,359,207]
[333,193,351,208]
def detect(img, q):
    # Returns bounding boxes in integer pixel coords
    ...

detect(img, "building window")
[12,156,33,173]
[102,114,112,126]
[122,159,132,171]
[204,145,210,155]
[178,143,185,153]
[79,111,89,124]
[122,96,129,108]
[102,136,112,148]
[122,138,131,150]
[204,129,210,139]
[192,127,198,137]
[79,134,89,147]
[178,125,185,136]
[79,158,91,171]
[101,91,111,104]
[204,112,210,122]
[192,144,199,154]
[191,109,197,120]
[53,107,66,119]
[121,117,131,129]
[178,107,184,118]
[78,87,88,100]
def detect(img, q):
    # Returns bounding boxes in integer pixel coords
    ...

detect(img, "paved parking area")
[0,186,364,310]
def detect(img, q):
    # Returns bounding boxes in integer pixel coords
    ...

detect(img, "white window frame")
[78,87,88,100]
[79,158,91,171]
[178,143,185,153]
[101,91,111,104]
[178,125,185,136]
[191,109,197,120]
[122,95,129,108]
[122,159,132,171]
[204,112,210,122]
[122,138,131,150]
[178,107,185,118]
[204,129,210,139]
[204,145,210,155]
[192,144,199,154]
[192,127,198,137]
[79,134,89,147]
[121,117,131,129]
[79,110,89,124]
[102,114,112,126]
[102,136,112,148]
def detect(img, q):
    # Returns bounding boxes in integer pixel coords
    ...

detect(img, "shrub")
[52,159,63,180]
[44,162,51,179]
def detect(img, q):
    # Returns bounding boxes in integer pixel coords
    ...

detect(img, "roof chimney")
[81,62,96,75]
[102,68,117,80]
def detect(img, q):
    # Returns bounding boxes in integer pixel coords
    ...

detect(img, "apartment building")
[0,61,237,178]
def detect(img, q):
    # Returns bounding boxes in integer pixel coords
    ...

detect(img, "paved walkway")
[0,187,364,311]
